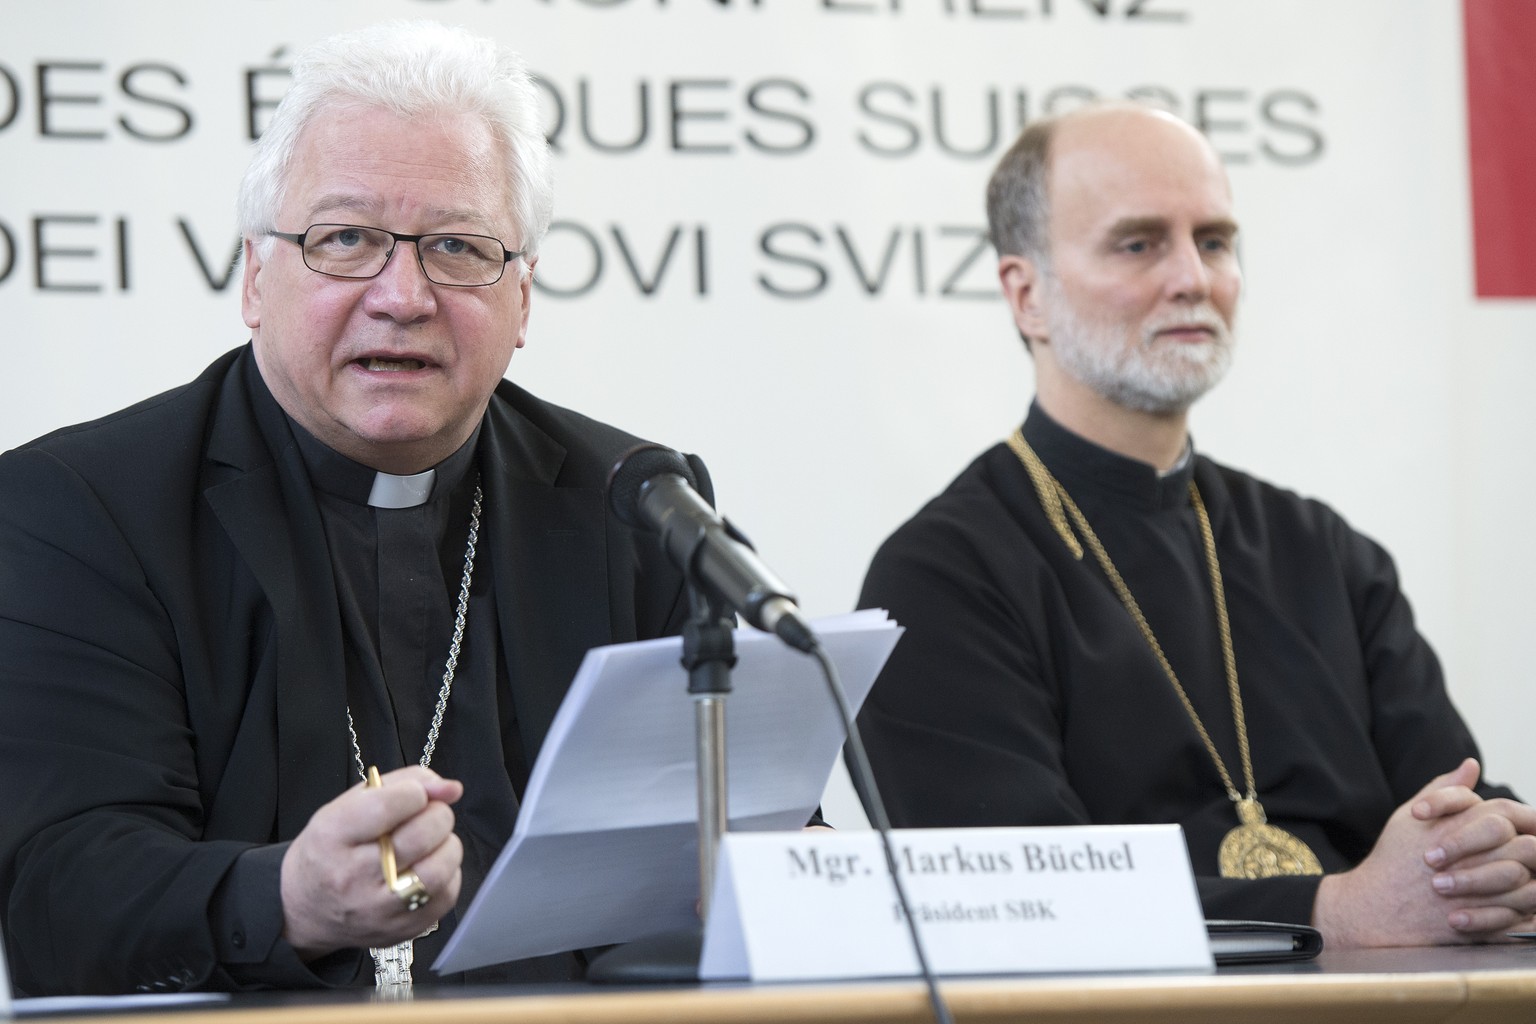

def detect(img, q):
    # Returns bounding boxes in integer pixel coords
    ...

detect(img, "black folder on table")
[1207,920,1324,965]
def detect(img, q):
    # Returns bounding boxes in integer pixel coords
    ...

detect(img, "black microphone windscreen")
[607,443,699,528]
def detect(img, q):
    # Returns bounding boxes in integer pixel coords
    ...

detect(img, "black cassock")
[856,402,1511,924]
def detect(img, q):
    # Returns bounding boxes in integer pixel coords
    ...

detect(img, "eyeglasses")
[269,224,525,287]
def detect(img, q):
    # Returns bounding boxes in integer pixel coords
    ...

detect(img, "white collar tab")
[367,469,436,509]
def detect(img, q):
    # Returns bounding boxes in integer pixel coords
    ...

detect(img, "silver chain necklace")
[346,480,482,991]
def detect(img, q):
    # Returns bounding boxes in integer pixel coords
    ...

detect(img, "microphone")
[608,444,816,653]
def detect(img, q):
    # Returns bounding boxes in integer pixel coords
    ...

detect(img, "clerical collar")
[367,469,435,509]
[1021,402,1196,513]
[1161,443,1193,477]
[287,419,483,509]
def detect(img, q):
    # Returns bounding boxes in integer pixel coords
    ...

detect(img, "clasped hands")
[1316,758,1536,947]
[279,765,465,960]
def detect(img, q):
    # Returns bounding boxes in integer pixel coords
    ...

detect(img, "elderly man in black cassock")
[0,22,704,994]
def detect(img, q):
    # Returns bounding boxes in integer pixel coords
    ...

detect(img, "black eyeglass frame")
[268,223,526,288]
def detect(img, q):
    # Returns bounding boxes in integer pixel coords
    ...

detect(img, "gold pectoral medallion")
[1217,799,1323,879]
[1008,435,1327,884]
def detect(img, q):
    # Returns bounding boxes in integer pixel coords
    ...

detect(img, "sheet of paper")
[435,610,901,974]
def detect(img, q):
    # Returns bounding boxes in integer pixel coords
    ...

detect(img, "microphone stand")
[585,581,735,983]
[681,584,737,922]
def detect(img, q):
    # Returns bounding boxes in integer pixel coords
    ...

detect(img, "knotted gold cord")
[1006,428,1321,878]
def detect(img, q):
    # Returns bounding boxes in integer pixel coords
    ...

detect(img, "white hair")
[236,21,553,259]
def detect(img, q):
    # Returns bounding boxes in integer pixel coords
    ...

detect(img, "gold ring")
[391,871,431,912]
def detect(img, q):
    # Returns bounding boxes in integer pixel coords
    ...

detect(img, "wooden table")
[23,945,1536,1024]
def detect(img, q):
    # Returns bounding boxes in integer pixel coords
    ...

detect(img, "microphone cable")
[807,640,955,1024]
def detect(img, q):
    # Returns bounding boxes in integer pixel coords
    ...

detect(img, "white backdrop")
[4,0,1534,829]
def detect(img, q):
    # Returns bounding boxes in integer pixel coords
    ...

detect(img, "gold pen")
[366,765,401,888]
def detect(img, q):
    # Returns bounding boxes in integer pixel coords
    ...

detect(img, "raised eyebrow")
[1103,217,1168,241]
[298,198,499,235]
[426,209,498,234]
[1197,219,1241,240]
[1102,217,1241,241]
[303,194,382,223]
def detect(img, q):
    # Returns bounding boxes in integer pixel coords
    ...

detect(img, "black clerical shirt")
[239,371,576,985]
[291,423,480,773]
[288,424,531,980]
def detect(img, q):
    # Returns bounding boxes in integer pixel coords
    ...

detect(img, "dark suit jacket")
[0,346,700,995]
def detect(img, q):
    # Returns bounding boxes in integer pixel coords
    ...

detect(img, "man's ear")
[514,255,536,350]
[241,238,263,330]
[998,254,1049,344]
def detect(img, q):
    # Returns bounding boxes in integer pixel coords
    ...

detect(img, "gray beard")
[1045,285,1235,415]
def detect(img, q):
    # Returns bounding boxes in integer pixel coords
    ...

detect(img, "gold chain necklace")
[1007,429,1321,880]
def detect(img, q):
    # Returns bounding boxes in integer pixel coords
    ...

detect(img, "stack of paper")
[435,611,902,974]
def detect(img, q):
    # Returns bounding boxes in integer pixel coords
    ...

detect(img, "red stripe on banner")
[1464,0,1536,298]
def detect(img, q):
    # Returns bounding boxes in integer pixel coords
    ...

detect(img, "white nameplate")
[700,825,1212,981]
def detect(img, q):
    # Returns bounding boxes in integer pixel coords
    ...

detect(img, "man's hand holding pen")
[278,765,465,960]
